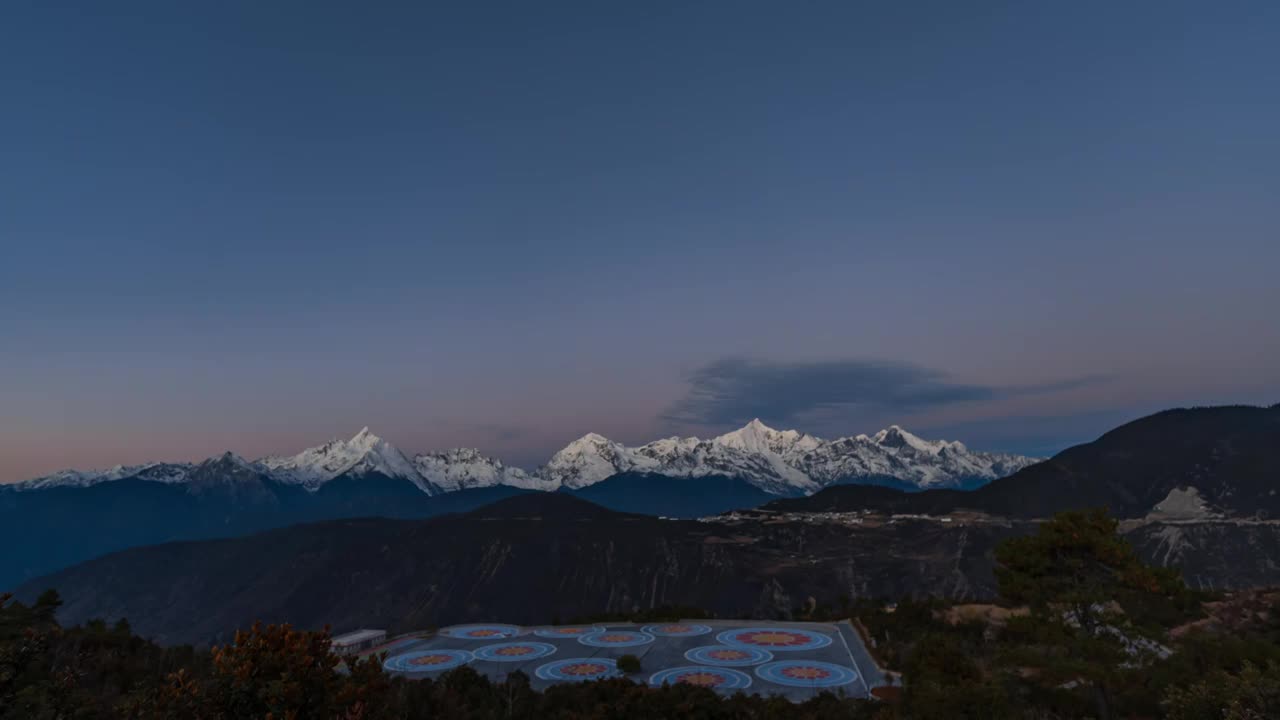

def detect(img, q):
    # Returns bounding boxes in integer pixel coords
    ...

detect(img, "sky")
[1,1,1278,481]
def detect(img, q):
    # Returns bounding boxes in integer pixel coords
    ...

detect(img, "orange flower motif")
[495,646,534,656]
[676,672,724,686]
[409,655,451,666]
[740,631,803,646]
[560,662,607,676]
[781,666,831,680]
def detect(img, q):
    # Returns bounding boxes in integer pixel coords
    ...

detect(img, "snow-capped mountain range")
[10,420,1040,497]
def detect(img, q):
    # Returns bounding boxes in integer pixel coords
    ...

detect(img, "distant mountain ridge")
[767,404,1280,520]
[10,419,1039,497]
[10,404,1280,632]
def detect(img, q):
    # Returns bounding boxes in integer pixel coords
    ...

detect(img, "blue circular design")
[383,649,473,673]
[716,627,832,651]
[578,630,655,648]
[534,658,620,682]
[533,625,605,639]
[472,641,557,662]
[439,624,523,640]
[684,645,773,667]
[649,666,753,690]
[642,623,714,637]
[754,660,857,688]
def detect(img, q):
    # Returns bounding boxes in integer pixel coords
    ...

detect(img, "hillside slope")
[0,480,528,591]
[24,488,1280,647]
[19,494,1025,645]
[769,405,1280,519]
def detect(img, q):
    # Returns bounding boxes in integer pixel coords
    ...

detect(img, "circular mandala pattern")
[755,660,857,688]
[642,623,713,637]
[717,627,832,651]
[472,642,557,662]
[649,666,753,690]
[579,630,655,648]
[439,624,523,640]
[684,645,773,667]
[383,649,473,673]
[533,626,605,639]
[535,658,620,682]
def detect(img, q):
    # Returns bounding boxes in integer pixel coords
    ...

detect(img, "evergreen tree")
[1163,661,1280,720]
[617,654,642,674]
[995,508,1187,720]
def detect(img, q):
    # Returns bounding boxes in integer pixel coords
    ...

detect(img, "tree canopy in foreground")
[4,509,1280,719]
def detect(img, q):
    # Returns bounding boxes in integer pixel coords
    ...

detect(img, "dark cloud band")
[664,357,1103,429]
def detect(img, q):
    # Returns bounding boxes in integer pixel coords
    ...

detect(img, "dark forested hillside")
[18,493,1028,646]
[0,478,529,591]
[20,491,1280,647]
[0,468,777,592]
[4,453,810,592]
[566,472,774,517]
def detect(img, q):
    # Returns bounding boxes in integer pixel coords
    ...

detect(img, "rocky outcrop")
[1124,520,1280,591]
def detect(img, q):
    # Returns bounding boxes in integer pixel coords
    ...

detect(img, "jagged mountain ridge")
[14,462,191,490]
[11,419,1039,497]
[766,405,1280,520]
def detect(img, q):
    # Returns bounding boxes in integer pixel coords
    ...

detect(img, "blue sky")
[1,1,1277,479]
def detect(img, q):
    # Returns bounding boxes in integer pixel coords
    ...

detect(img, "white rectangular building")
[332,629,387,656]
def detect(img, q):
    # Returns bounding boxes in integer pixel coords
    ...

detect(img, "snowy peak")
[714,418,778,449]
[259,428,432,493]
[182,452,279,499]
[13,462,191,491]
[190,451,258,475]
[872,425,960,455]
[532,423,1038,494]
[786,425,1034,489]
[536,423,822,496]
[215,451,249,465]
[540,433,656,490]
[414,448,554,492]
[10,422,1041,498]
[713,419,821,456]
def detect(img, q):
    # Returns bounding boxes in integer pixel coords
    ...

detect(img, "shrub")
[617,654,642,674]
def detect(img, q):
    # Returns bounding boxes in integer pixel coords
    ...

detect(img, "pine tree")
[995,508,1186,720]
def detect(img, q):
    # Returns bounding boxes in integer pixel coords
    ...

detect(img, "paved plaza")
[366,620,885,701]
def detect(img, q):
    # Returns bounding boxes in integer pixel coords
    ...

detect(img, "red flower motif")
[676,671,725,686]
[781,666,831,680]
[409,654,451,666]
